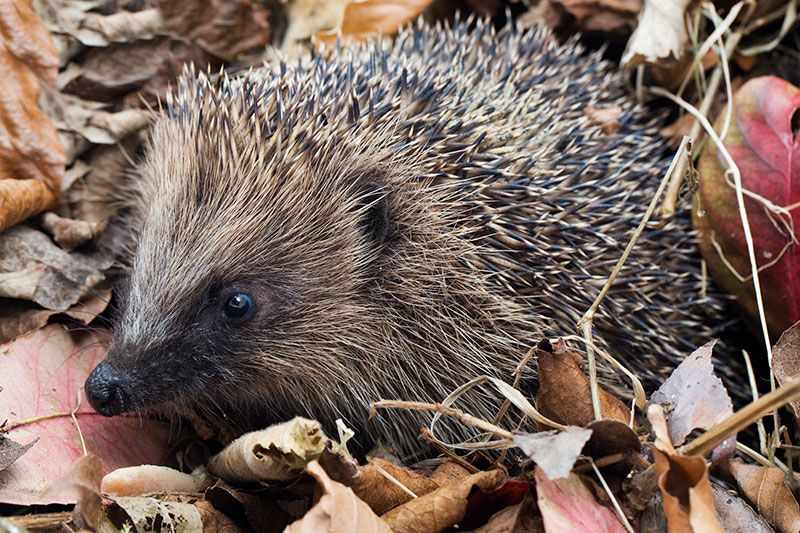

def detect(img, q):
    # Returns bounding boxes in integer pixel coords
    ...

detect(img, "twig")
[371,400,514,440]
[577,136,691,421]
[371,461,419,499]
[742,349,767,456]
[651,84,779,444]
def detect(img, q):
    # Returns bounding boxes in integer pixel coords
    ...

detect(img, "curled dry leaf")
[285,460,390,533]
[771,321,800,419]
[622,0,693,67]
[535,339,633,427]
[513,426,592,480]
[534,468,626,533]
[0,324,172,506]
[314,0,435,46]
[382,469,507,533]
[208,417,328,483]
[205,479,295,532]
[584,104,623,135]
[41,212,101,251]
[0,0,63,231]
[648,340,734,447]
[319,446,439,515]
[66,454,104,530]
[101,465,211,496]
[582,419,641,477]
[648,404,723,533]
[728,460,800,533]
[694,76,800,335]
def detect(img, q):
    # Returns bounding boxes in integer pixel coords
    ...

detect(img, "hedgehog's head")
[84,69,519,430]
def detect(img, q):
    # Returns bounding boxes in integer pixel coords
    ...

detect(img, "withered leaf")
[381,469,507,533]
[208,417,328,483]
[154,0,270,61]
[729,460,800,533]
[0,0,63,230]
[0,436,37,473]
[206,479,294,532]
[285,461,390,533]
[314,0,436,45]
[622,0,693,67]
[470,494,543,533]
[648,340,734,447]
[712,484,773,533]
[98,495,204,532]
[536,340,633,427]
[41,212,101,251]
[648,404,723,533]
[513,426,592,480]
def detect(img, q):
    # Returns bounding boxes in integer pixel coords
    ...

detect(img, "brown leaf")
[773,321,800,419]
[513,426,593,480]
[0,0,63,230]
[648,340,734,447]
[41,212,101,251]
[660,113,695,148]
[285,460,391,533]
[582,419,641,477]
[381,469,506,533]
[320,447,439,515]
[535,469,626,532]
[195,500,245,532]
[66,455,104,529]
[729,460,800,533]
[205,479,295,532]
[648,404,723,533]
[98,495,204,531]
[154,0,271,61]
[470,494,543,532]
[536,340,633,427]
[315,0,435,45]
[519,0,640,36]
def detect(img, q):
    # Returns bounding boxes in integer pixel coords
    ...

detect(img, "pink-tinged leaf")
[534,468,626,533]
[695,76,800,335]
[0,324,172,505]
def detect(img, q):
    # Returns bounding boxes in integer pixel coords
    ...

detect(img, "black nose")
[85,363,128,416]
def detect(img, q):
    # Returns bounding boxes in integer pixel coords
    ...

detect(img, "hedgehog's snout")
[85,362,130,417]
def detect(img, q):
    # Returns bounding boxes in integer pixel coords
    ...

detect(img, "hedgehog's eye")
[223,292,254,320]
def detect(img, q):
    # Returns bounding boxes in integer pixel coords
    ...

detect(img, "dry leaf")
[205,479,295,532]
[0,324,172,505]
[60,454,104,529]
[648,404,723,533]
[0,225,108,312]
[101,465,210,496]
[0,0,63,230]
[712,484,773,533]
[470,494,543,533]
[536,340,633,427]
[622,0,693,67]
[41,212,101,251]
[314,0,435,46]
[381,469,507,533]
[729,460,800,533]
[582,420,641,477]
[320,447,439,515]
[773,321,800,419]
[0,435,37,473]
[0,288,111,345]
[154,0,270,61]
[535,469,626,532]
[285,460,391,533]
[648,340,733,447]
[208,417,328,482]
[513,426,592,480]
[98,496,204,532]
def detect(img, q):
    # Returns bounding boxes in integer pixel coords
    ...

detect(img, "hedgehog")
[84,19,739,455]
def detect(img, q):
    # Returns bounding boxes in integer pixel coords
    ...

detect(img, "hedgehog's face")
[84,110,416,421]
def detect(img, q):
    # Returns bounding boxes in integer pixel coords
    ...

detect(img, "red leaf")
[0,324,173,505]
[695,76,800,335]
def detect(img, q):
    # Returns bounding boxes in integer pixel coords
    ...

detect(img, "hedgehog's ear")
[356,181,390,244]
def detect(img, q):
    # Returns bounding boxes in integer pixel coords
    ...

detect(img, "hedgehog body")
[85,21,734,454]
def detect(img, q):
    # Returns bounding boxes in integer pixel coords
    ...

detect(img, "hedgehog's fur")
[87,20,737,454]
